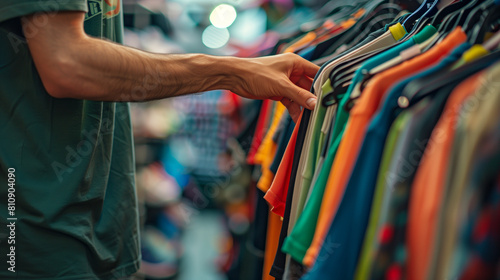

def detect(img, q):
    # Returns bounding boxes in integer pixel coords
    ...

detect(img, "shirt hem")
[282,238,308,264]
[14,259,140,280]
[269,265,284,279]
[303,247,319,268]
[264,189,285,217]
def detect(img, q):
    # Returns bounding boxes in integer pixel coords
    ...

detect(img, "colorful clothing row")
[246,1,500,279]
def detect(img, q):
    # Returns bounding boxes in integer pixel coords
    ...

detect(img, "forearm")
[38,35,242,101]
[24,11,318,119]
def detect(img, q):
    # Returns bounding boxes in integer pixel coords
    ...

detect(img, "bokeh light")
[202,25,230,49]
[209,4,237,28]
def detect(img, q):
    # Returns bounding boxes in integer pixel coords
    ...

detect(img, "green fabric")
[282,84,340,263]
[296,80,330,217]
[316,132,326,165]
[353,108,413,280]
[0,1,139,279]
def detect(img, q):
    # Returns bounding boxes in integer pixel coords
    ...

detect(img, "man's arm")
[23,11,319,119]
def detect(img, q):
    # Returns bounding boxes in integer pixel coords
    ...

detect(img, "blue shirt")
[301,42,471,280]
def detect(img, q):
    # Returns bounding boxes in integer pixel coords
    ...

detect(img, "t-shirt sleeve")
[0,0,88,23]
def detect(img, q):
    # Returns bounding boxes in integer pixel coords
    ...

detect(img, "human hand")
[229,53,319,122]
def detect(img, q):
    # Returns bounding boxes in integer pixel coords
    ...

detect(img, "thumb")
[287,84,317,110]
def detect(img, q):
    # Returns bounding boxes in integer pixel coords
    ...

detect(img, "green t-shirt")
[0,1,140,279]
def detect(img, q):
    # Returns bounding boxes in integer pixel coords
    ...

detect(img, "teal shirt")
[0,1,140,279]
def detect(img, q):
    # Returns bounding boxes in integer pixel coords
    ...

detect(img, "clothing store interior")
[123,0,500,279]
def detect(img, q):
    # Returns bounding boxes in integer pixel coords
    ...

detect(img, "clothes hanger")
[430,0,468,27]
[400,50,500,107]
[322,33,405,108]
[421,0,483,52]
[452,0,484,30]
[313,11,410,66]
[421,1,470,52]
[407,0,441,34]
[328,20,406,85]
[310,0,398,60]
[321,47,389,107]
[322,44,395,107]
[330,49,387,91]
[469,1,500,43]
[345,11,402,48]
[320,3,411,107]
[402,0,438,31]
[330,11,404,81]
[339,18,440,111]
[333,74,356,91]
[462,0,495,36]
[436,9,462,36]
[329,52,375,86]
[320,10,401,57]
[401,0,433,30]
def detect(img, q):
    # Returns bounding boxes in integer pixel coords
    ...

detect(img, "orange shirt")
[406,71,484,280]
[253,102,286,280]
[262,211,282,280]
[247,99,273,165]
[264,111,304,217]
[254,103,287,192]
[284,32,318,54]
[302,28,467,267]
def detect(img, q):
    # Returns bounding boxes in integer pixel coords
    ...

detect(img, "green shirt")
[0,1,140,279]
[354,108,412,280]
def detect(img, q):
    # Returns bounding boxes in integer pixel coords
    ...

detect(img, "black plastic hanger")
[463,0,494,36]
[430,0,469,27]
[319,11,401,58]
[401,50,500,107]
[469,1,500,43]
[329,52,374,84]
[330,12,408,82]
[402,0,439,31]
[311,0,400,60]
[452,0,483,30]
[334,73,356,90]
[321,35,403,107]
[321,59,364,107]
[402,0,433,29]
[421,2,467,52]
[322,47,389,107]
[421,0,483,51]
[348,11,402,47]
[438,10,462,35]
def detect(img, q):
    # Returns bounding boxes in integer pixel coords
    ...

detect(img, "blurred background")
[124,0,325,279]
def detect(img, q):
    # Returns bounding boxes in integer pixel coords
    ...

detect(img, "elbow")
[39,55,83,99]
[43,79,70,99]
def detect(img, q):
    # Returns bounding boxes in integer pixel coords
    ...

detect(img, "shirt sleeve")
[0,0,88,23]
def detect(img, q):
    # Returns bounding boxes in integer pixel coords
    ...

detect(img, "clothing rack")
[243,1,500,279]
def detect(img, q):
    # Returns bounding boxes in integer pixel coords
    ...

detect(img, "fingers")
[295,55,320,78]
[286,83,317,110]
[280,98,302,123]
[296,76,314,91]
